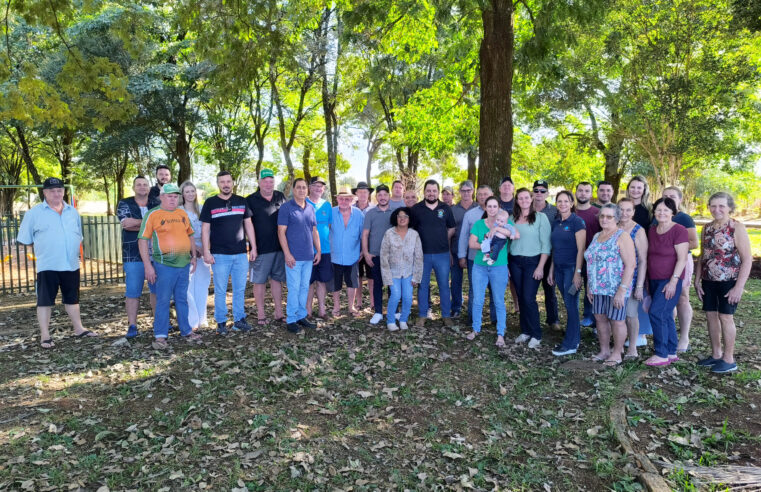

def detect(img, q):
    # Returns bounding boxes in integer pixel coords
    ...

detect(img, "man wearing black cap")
[17,178,96,348]
[532,179,559,330]
[361,183,394,323]
[306,176,332,319]
[148,164,172,201]
[351,181,374,311]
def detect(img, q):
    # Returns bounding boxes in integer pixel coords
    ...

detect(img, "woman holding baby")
[465,196,519,347]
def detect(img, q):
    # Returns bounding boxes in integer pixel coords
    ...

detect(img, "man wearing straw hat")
[330,186,365,318]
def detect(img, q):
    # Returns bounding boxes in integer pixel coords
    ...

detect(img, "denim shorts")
[124,261,157,298]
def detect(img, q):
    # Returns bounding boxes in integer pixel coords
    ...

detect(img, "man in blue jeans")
[201,171,258,335]
[278,178,322,333]
[449,180,477,318]
[410,179,456,328]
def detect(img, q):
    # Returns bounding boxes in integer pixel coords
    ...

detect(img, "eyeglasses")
[397,214,409,219]
[599,214,616,220]
[533,189,548,194]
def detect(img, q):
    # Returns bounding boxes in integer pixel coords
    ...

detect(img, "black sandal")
[40,339,55,349]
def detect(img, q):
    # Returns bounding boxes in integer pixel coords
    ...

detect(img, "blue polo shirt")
[17,200,82,272]
[550,213,586,267]
[307,197,331,254]
[277,199,317,262]
[329,206,364,265]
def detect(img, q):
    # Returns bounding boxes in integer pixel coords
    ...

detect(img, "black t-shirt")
[148,184,162,202]
[499,198,514,215]
[246,189,286,254]
[199,194,252,255]
[633,203,650,230]
[410,200,456,254]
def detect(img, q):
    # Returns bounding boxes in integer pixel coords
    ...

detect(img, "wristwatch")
[576,269,582,274]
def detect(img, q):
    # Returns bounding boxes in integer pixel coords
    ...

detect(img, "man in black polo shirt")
[246,168,287,326]
[148,164,172,201]
[410,179,456,328]
[201,171,258,335]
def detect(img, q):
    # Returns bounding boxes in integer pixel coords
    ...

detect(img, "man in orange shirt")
[139,183,200,349]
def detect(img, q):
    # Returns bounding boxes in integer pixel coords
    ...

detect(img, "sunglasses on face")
[533,189,548,193]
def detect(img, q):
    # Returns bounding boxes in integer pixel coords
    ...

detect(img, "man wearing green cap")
[246,169,287,325]
[139,183,201,349]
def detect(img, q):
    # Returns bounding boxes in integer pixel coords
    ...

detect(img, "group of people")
[17,168,752,373]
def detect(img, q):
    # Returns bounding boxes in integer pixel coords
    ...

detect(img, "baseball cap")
[500,176,514,185]
[375,184,390,194]
[442,185,454,193]
[259,168,275,179]
[161,183,181,194]
[310,176,326,186]
[43,177,64,190]
[533,180,549,189]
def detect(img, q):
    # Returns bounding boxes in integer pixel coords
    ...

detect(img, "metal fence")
[0,214,124,295]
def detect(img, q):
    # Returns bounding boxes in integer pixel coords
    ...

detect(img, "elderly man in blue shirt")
[17,178,97,349]
[330,187,365,318]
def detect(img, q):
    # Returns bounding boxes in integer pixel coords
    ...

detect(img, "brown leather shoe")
[415,317,426,328]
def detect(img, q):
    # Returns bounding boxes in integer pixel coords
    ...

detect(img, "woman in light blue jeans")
[380,207,423,331]
[467,197,519,347]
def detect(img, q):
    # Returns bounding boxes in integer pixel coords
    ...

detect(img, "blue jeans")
[387,276,413,323]
[648,279,682,358]
[542,260,558,324]
[471,263,508,335]
[418,253,452,318]
[212,253,248,324]
[369,255,385,315]
[555,265,581,349]
[508,255,542,340]
[467,258,496,323]
[638,297,653,335]
[582,260,593,320]
[286,260,312,323]
[153,262,191,338]
[450,253,464,315]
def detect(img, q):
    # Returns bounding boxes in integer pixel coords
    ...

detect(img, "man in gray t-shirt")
[449,180,476,317]
[361,185,395,324]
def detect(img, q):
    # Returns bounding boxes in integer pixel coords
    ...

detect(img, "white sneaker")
[528,337,541,349]
[387,323,399,332]
[370,313,383,325]
[636,334,648,347]
[395,312,401,320]
[515,334,531,344]
[399,322,409,330]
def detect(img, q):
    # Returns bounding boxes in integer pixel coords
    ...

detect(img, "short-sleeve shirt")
[576,206,601,248]
[17,201,82,272]
[138,207,194,267]
[388,199,404,211]
[307,197,332,254]
[471,219,510,266]
[246,190,286,254]
[410,200,456,254]
[550,213,586,267]
[647,223,688,280]
[199,194,252,255]
[451,202,478,255]
[277,199,317,261]
[363,206,394,256]
[633,204,650,229]
[537,201,558,224]
[498,198,514,215]
[330,206,365,265]
[117,196,160,263]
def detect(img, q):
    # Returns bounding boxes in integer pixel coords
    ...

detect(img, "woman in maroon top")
[644,197,689,367]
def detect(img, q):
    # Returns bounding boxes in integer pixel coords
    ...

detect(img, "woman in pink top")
[694,192,752,374]
[644,197,689,367]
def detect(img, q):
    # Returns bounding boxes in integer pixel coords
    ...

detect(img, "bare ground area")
[0,281,759,490]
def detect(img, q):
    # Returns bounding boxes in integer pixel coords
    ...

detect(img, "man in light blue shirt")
[17,177,96,348]
[329,187,365,317]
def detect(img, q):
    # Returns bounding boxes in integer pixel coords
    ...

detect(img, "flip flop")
[603,359,622,367]
[623,354,639,361]
[591,355,607,362]
[676,346,690,353]
[40,339,55,349]
[668,355,680,363]
[644,359,671,367]
[74,330,97,338]
[257,318,269,326]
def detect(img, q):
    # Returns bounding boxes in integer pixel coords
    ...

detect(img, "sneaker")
[395,312,401,321]
[286,322,302,334]
[399,322,409,330]
[126,324,138,339]
[711,360,738,373]
[636,335,648,347]
[297,317,316,329]
[515,334,530,344]
[216,322,228,336]
[581,316,595,327]
[552,344,577,356]
[370,313,383,325]
[528,337,541,349]
[234,318,253,333]
[442,317,454,327]
[387,323,399,332]
[697,356,722,367]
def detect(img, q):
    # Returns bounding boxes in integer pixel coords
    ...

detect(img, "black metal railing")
[0,214,124,295]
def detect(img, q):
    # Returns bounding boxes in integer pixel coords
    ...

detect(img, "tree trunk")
[478,0,514,191]
[467,149,477,184]
[302,143,312,184]
[399,149,419,189]
[12,125,43,199]
[102,174,112,216]
[174,125,192,184]
[319,7,341,206]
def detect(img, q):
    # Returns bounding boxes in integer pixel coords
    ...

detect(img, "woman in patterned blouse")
[694,192,752,374]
